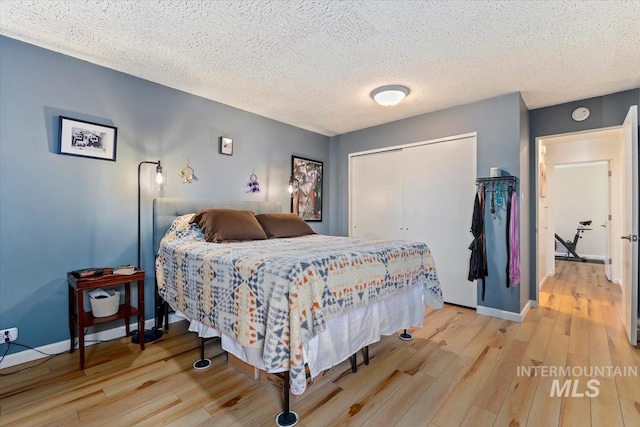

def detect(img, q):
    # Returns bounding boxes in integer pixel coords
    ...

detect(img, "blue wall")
[0,36,330,354]
[330,93,525,313]
[528,88,640,311]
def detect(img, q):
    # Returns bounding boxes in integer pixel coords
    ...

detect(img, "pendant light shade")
[371,85,410,106]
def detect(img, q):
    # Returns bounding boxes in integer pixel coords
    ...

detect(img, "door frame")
[535,125,623,296]
[534,118,638,346]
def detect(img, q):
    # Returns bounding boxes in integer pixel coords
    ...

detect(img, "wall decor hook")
[178,158,195,183]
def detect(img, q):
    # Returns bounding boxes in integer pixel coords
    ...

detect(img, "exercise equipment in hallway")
[555,220,592,262]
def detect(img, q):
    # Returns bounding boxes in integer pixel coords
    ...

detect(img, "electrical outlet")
[1,327,18,343]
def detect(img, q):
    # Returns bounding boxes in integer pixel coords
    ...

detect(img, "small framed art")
[58,116,117,161]
[291,155,323,221]
[220,136,233,155]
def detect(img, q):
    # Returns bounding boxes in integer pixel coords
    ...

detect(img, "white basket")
[90,291,120,317]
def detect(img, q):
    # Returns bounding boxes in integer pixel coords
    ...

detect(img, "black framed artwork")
[291,155,323,221]
[58,116,117,161]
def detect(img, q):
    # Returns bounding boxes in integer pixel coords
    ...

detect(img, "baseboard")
[540,272,552,287]
[477,300,531,323]
[554,252,604,260]
[0,314,183,370]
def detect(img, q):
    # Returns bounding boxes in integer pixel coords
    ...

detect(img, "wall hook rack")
[476,176,518,193]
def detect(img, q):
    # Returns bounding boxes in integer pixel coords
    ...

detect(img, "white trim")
[537,124,622,142]
[554,252,606,260]
[540,272,552,287]
[0,315,182,370]
[477,300,531,323]
[348,131,477,158]
[530,273,549,308]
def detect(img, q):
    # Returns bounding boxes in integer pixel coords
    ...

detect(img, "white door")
[350,149,403,239]
[621,106,638,346]
[604,163,612,281]
[402,137,477,307]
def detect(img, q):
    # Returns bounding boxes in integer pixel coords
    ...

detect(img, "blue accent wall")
[528,88,640,312]
[330,93,525,313]
[0,36,330,355]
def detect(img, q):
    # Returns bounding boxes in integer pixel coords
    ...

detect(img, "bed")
[153,198,443,425]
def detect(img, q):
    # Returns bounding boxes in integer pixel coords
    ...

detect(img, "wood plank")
[536,332,570,393]
[326,370,414,427]
[619,397,640,426]
[459,405,496,427]
[460,317,505,359]
[526,389,561,427]
[591,377,624,427]
[558,353,591,427]
[440,314,492,356]
[552,279,574,336]
[431,346,500,427]
[304,346,416,426]
[524,316,555,363]
[393,353,477,426]
[357,372,435,427]
[474,339,529,414]
[492,358,540,427]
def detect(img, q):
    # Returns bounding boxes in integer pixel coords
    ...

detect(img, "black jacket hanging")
[468,187,488,300]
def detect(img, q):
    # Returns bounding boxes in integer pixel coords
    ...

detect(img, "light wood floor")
[1,261,639,426]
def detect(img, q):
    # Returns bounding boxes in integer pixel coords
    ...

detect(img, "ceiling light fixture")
[371,85,410,106]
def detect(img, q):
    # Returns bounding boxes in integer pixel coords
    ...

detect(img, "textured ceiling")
[1,1,639,136]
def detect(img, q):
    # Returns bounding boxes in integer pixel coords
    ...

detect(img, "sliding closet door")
[350,150,403,239]
[402,136,477,307]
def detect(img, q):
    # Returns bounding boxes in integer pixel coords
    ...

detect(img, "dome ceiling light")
[370,85,410,106]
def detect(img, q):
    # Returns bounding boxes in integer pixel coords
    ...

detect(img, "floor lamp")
[131,160,166,344]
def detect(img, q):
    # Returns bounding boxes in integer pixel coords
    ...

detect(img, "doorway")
[536,128,623,285]
[535,106,638,346]
[552,161,609,267]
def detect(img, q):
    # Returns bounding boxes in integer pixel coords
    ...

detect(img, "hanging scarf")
[508,190,521,286]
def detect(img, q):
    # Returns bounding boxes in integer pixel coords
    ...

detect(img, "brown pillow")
[190,209,267,242]
[255,213,316,238]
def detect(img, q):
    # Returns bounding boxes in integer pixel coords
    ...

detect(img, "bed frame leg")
[363,346,369,365]
[350,353,358,373]
[399,329,413,341]
[275,371,299,426]
[192,338,211,370]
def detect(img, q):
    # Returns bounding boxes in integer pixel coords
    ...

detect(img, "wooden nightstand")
[67,269,145,369]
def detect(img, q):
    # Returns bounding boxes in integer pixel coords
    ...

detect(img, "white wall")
[553,163,608,259]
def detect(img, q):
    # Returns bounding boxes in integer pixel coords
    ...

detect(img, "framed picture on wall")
[58,116,117,161]
[219,136,233,155]
[291,156,323,221]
